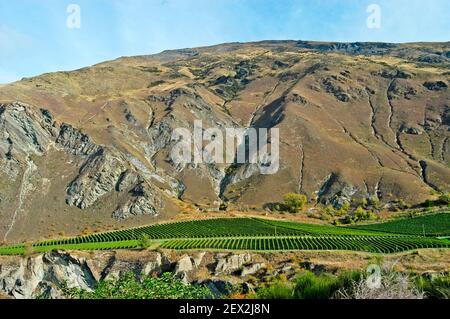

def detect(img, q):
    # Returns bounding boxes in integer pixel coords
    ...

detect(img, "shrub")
[335,201,350,216]
[62,272,212,299]
[139,234,152,249]
[439,193,450,205]
[344,206,377,224]
[360,198,368,208]
[283,193,307,213]
[293,271,360,299]
[369,196,380,209]
[24,243,35,256]
[256,281,294,299]
[338,267,424,299]
[416,274,450,299]
[423,199,437,208]
[324,205,336,215]
[256,271,361,299]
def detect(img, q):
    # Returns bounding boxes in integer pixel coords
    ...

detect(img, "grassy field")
[0,216,448,256]
[350,212,450,237]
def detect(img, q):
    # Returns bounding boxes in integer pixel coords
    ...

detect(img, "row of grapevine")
[159,236,450,254]
[256,219,406,237]
[1,218,448,256]
[351,212,450,236]
[32,218,310,248]
[0,244,26,255]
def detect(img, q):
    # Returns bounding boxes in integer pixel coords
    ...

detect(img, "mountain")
[0,40,449,243]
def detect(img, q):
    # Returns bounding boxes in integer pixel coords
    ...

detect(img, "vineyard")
[0,217,449,256]
[159,236,448,254]
[350,212,450,237]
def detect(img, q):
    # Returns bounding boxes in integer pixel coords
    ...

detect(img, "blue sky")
[0,0,449,83]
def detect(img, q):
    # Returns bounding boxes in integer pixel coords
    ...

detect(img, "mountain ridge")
[0,40,448,243]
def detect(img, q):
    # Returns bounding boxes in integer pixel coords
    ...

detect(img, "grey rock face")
[318,173,358,208]
[66,149,127,209]
[0,251,96,299]
[141,253,163,276]
[0,102,168,221]
[56,124,99,156]
[0,250,336,299]
[402,125,423,135]
[215,253,252,275]
[112,182,163,220]
[175,255,194,274]
[145,120,173,161]
[0,103,54,160]
[241,263,265,277]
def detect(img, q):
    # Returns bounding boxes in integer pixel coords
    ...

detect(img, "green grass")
[0,244,26,256]
[1,217,449,256]
[350,212,450,237]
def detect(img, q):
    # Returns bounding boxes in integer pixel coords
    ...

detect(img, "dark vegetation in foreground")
[256,271,450,299]
[58,269,450,300]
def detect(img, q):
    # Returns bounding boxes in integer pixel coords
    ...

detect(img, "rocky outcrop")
[66,149,127,209]
[1,250,254,298]
[0,103,55,161]
[296,41,397,55]
[0,248,448,299]
[56,124,99,156]
[318,173,359,208]
[0,102,166,221]
[215,253,252,275]
[145,120,173,161]
[241,263,266,277]
[0,251,96,299]
[423,81,448,91]
[112,182,163,220]
[322,77,350,102]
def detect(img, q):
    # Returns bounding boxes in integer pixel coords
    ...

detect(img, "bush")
[416,274,450,299]
[256,271,361,299]
[139,234,152,249]
[338,265,424,299]
[256,281,294,299]
[335,201,350,217]
[283,193,307,213]
[293,271,360,299]
[438,193,450,205]
[24,243,35,256]
[62,272,212,299]
[344,206,377,224]
[369,196,380,209]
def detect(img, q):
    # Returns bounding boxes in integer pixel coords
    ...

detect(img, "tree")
[283,193,308,213]
[139,234,152,249]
